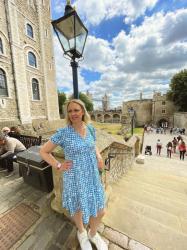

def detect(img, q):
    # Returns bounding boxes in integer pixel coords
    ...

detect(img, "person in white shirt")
[156,139,162,155]
[0,133,26,177]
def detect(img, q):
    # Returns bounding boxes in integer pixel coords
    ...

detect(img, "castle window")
[0,68,8,96]
[0,38,3,54]
[26,23,34,38]
[162,109,166,114]
[28,52,37,67]
[162,101,166,105]
[32,78,40,100]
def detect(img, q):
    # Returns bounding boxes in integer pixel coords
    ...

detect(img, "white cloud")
[52,1,187,107]
[74,0,158,26]
[81,8,187,107]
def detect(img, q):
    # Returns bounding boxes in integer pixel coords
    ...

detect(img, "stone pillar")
[37,1,60,121]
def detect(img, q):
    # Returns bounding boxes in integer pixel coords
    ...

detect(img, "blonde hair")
[65,99,91,125]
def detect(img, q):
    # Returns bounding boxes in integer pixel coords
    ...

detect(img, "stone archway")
[104,114,112,123]
[91,114,95,121]
[113,114,120,123]
[158,118,169,128]
[97,114,103,122]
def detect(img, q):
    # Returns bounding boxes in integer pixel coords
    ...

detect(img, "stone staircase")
[103,155,187,250]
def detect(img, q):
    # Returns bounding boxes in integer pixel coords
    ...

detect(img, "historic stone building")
[0,0,59,131]
[91,92,177,127]
[122,92,176,127]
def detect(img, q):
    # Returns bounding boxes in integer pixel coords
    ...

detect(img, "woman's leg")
[72,210,85,233]
[89,209,105,237]
[182,151,185,160]
[180,151,182,160]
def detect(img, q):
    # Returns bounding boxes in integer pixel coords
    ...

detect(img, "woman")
[172,137,178,153]
[40,99,107,250]
[178,140,186,160]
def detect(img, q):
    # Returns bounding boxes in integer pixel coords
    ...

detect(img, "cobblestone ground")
[0,163,151,250]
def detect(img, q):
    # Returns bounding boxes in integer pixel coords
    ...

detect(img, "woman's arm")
[95,146,104,169]
[40,141,72,171]
[40,141,59,168]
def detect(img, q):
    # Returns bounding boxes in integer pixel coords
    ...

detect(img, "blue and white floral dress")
[50,124,105,224]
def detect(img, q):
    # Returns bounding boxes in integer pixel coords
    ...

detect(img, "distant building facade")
[0,0,59,130]
[90,92,177,127]
[122,92,176,127]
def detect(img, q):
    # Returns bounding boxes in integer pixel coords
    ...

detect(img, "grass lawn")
[92,121,144,139]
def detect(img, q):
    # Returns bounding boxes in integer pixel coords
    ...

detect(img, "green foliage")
[167,69,187,111]
[58,92,66,114]
[79,92,94,111]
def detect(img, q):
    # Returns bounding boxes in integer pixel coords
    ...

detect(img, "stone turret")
[102,93,109,111]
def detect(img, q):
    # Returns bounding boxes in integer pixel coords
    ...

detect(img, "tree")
[167,69,187,111]
[79,92,94,111]
[58,92,66,114]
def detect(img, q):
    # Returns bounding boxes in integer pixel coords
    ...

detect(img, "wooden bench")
[9,133,42,149]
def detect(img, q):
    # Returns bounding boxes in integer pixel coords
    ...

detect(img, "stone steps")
[103,205,187,250]
[103,155,187,250]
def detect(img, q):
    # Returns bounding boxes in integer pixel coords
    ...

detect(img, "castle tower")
[0,0,59,126]
[102,93,109,111]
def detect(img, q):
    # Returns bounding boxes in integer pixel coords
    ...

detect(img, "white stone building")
[0,0,60,131]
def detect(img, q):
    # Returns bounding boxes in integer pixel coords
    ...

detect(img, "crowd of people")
[144,123,186,135]
[156,136,186,160]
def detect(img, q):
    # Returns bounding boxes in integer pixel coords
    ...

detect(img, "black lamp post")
[52,0,88,99]
[128,107,135,135]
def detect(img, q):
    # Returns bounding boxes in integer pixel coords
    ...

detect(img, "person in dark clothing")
[172,137,178,153]
[166,141,172,158]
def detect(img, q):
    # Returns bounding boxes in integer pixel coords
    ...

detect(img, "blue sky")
[51,0,187,108]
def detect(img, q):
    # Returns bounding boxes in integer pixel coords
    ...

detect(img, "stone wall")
[0,0,59,127]
[0,118,66,136]
[123,99,152,127]
[173,112,187,129]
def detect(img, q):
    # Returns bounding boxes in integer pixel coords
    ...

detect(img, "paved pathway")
[103,132,187,250]
[0,168,145,250]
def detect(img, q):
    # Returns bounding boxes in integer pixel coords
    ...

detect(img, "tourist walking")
[166,141,172,158]
[156,139,162,155]
[178,141,186,160]
[40,99,107,250]
[172,137,178,153]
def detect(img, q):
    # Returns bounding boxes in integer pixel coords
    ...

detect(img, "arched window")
[0,38,3,54]
[32,78,40,100]
[0,68,8,96]
[28,51,37,67]
[26,23,34,38]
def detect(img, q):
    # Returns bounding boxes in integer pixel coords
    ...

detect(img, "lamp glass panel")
[56,15,75,40]
[75,32,87,55]
[55,28,70,52]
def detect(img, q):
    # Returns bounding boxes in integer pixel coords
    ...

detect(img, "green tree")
[69,92,94,111]
[58,91,66,114]
[79,92,94,111]
[167,69,187,111]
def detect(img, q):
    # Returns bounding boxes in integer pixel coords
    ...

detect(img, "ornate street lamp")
[52,0,88,99]
[128,107,135,135]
